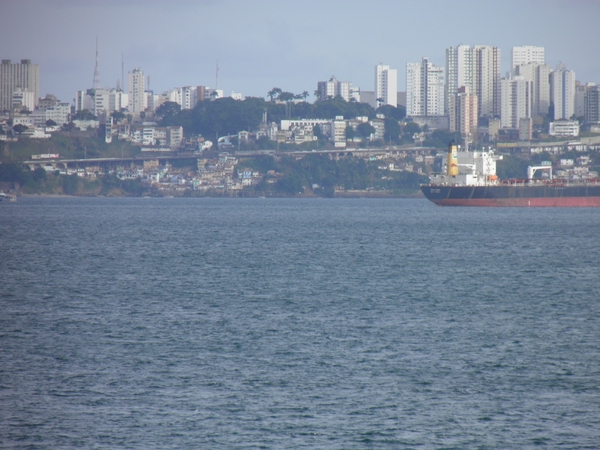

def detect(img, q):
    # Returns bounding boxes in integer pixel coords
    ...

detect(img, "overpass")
[22,145,438,171]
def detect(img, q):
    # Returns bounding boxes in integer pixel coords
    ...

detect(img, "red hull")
[433,197,600,207]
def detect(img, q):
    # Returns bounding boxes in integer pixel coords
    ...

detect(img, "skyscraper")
[584,85,600,123]
[128,68,145,116]
[515,63,551,117]
[500,77,533,128]
[446,45,500,118]
[446,45,473,113]
[406,58,445,117]
[550,64,576,120]
[0,59,40,111]
[473,46,501,118]
[374,64,397,107]
[511,46,545,73]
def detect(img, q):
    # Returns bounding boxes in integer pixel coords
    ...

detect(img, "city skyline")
[1,0,600,104]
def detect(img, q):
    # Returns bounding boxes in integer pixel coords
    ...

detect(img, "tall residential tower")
[374,64,397,108]
[0,59,40,111]
[446,45,501,118]
[406,58,445,117]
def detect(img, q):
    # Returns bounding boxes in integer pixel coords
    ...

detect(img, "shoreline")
[16,190,425,199]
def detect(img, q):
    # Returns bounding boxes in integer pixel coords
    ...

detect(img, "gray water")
[1,197,599,448]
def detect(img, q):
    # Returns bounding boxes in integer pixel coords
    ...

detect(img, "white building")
[549,120,579,137]
[406,58,445,117]
[511,46,545,73]
[446,45,501,118]
[550,65,576,120]
[375,64,397,108]
[11,87,36,111]
[500,76,533,128]
[317,76,352,102]
[128,68,145,116]
[331,116,347,147]
[446,45,474,112]
[473,45,501,118]
[75,88,128,118]
[515,63,551,117]
[0,59,39,111]
[31,102,70,127]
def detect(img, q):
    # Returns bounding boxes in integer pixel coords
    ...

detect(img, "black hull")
[421,184,600,206]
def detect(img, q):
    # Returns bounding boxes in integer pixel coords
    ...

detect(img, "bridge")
[22,145,438,171]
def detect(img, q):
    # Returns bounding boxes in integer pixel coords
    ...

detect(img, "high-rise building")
[550,65,576,120]
[406,58,445,117]
[473,46,501,118]
[446,45,473,113]
[500,76,533,128]
[375,64,397,107]
[317,76,352,102]
[446,45,500,118]
[584,85,600,123]
[511,46,545,73]
[515,63,551,117]
[449,86,478,136]
[0,59,40,111]
[128,68,145,116]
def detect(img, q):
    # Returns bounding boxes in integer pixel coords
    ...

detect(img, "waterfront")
[1,198,600,448]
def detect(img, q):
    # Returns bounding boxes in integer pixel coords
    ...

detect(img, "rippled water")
[1,197,600,448]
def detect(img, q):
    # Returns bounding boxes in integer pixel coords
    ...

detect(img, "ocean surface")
[1,197,600,449]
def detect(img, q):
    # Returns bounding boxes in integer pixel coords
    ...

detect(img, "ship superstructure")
[429,143,502,187]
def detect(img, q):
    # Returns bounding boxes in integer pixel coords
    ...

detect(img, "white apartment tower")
[550,65,576,120]
[375,64,397,107]
[317,76,352,102]
[0,59,40,111]
[500,77,533,128]
[473,46,501,118]
[446,45,474,112]
[406,58,445,117]
[512,46,545,73]
[128,68,145,116]
[446,45,500,118]
[515,63,551,117]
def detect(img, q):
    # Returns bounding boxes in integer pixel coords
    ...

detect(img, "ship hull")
[421,185,600,207]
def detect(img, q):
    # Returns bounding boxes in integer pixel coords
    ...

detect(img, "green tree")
[346,125,356,140]
[384,118,401,143]
[155,101,182,122]
[403,122,420,136]
[357,122,375,140]
[72,109,97,121]
[111,110,126,122]
[45,119,57,127]
[377,104,406,120]
[32,167,47,182]
[61,174,80,195]
[12,124,28,135]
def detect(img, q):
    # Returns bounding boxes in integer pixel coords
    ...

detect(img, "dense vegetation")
[0,133,140,162]
[240,154,427,197]
[157,96,406,143]
[0,163,144,196]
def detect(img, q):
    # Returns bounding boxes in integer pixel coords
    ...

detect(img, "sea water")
[1,197,599,448]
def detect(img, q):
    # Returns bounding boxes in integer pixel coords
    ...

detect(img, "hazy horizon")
[2,0,600,103]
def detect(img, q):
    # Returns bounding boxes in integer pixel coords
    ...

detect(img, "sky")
[2,0,600,104]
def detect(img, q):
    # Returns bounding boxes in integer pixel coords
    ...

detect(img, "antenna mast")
[216,59,219,90]
[121,53,124,92]
[92,36,100,89]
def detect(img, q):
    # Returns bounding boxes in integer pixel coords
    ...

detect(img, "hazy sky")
[2,0,600,103]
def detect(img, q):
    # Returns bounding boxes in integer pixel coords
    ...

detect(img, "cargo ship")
[421,143,600,207]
